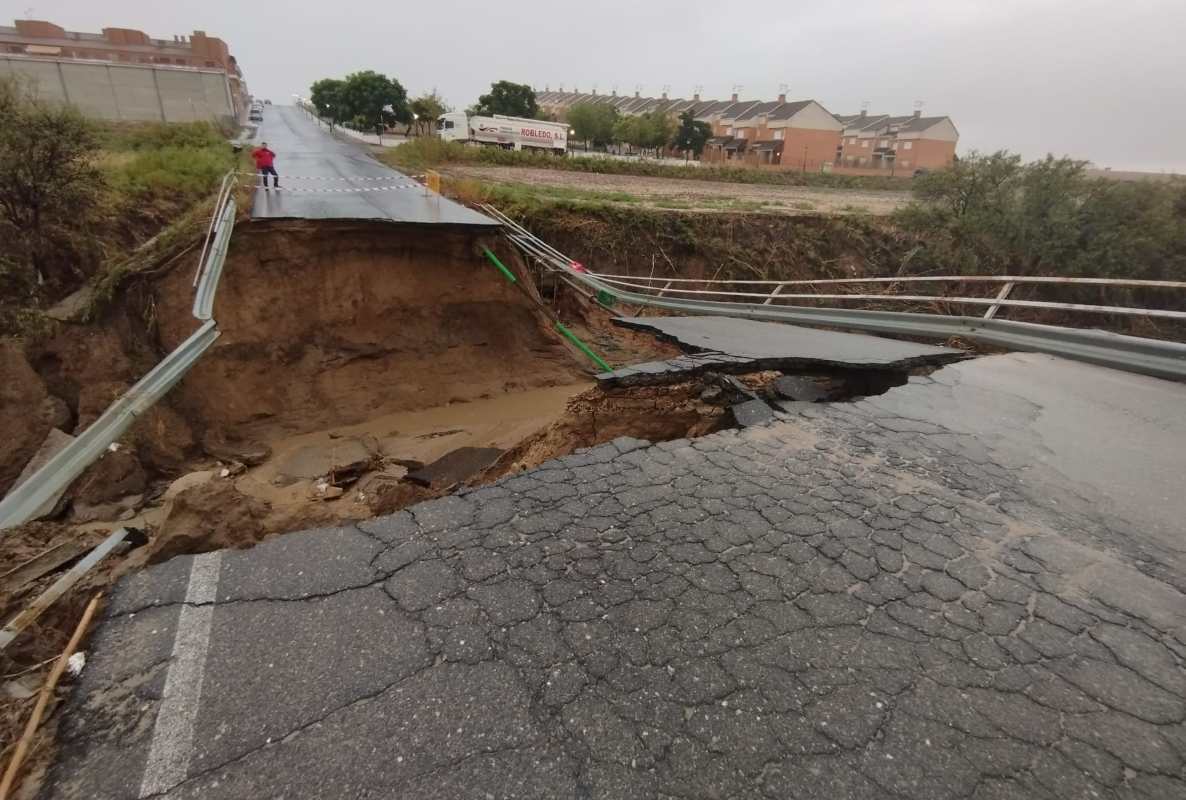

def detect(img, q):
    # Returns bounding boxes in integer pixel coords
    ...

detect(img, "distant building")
[537,88,957,173]
[0,19,249,121]
[835,111,958,173]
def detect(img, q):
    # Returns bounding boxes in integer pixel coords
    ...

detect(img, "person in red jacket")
[251,142,279,190]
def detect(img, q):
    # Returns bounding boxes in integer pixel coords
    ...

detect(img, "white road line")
[139,551,223,798]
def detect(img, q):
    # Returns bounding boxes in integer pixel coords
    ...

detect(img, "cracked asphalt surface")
[45,353,1186,799]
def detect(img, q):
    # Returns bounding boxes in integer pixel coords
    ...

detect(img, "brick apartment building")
[536,88,957,173]
[0,19,248,116]
[835,111,958,174]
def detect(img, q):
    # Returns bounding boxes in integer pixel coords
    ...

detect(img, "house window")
[903,141,913,150]
[860,140,868,148]
[901,160,910,168]
[727,127,734,135]
[848,137,856,145]
[879,139,888,148]
[772,130,783,140]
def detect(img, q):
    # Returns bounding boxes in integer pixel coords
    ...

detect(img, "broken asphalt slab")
[601,315,965,385]
[42,353,1186,799]
[405,446,503,488]
[730,398,776,427]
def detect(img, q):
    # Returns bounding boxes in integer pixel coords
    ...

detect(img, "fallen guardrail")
[482,204,1186,382]
[0,176,239,531]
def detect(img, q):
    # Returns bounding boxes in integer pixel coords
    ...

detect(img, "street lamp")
[378,104,395,144]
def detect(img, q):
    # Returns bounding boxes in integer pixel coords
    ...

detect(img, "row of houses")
[536,89,957,174]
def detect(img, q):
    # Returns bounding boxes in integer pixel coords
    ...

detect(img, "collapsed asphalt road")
[46,353,1186,799]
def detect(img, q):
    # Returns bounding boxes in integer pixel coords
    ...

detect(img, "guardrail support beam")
[984,281,1015,320]
[763,283,788,306]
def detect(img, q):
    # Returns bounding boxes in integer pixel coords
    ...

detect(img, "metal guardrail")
[0,175,240,531]
[587,273,1186,321]
[192,198,236,320]
[483,205,1186,382]
[0,323,220,528]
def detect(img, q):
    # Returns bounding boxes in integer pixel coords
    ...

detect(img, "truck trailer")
[436,111,568,154]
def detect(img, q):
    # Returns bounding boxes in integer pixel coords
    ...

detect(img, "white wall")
[0,56,233,123]
[786,102,844,131]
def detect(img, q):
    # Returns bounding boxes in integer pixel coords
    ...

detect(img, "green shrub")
[98,120,227,151]
[108,144,232,202]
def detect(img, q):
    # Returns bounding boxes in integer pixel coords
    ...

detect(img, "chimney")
[611,89,616,96]
[913,109,921,118]
[777,93,786,103]
[591,87,597,95]
[731,92,738,102]
[634,90,640,98]
[860,109,867,118]
[693,92,700,102]
[661,91,668,100]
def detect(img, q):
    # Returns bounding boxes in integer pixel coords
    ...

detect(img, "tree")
[671,111,713,161]
[613,113,673,154]
[0,77,103,295]
[339,70,410,130]
[310,78,346,124]
[566,103,618,149]
[310,72,410,130]
[409,91,449,137]
[472,81,539,118]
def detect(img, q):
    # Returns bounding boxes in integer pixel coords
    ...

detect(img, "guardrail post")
[984,281,1016,319]
[763,283,788,306]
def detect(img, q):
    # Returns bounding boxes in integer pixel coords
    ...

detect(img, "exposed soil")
[151,221,587,440]
[448,165,912,216]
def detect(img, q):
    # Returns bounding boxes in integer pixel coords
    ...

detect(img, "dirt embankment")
[153,221,586,441]
[504,205,916,286]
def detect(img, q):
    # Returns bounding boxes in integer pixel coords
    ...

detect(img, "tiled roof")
[734,100,782,122]
[693,100,734,119]
[716,101,760,121]
[898,115,950,132]
[766,100,813,121]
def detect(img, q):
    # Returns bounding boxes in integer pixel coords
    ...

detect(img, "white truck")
[436,111,568,154]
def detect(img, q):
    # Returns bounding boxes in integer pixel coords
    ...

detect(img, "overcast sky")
[6,0,1184,171]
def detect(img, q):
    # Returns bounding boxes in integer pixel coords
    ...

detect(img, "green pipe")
[482,247,517,284]
[555,321,613,373]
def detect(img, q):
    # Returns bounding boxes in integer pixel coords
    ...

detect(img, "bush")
[97,120,227,151]
[894,151,1186,281]
[109,144,233,203]
[0,76,105,301]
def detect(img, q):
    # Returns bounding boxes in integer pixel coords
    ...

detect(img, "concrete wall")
[0,56,233,123]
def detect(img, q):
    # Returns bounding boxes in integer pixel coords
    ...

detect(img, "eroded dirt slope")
[153,221,587,440]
